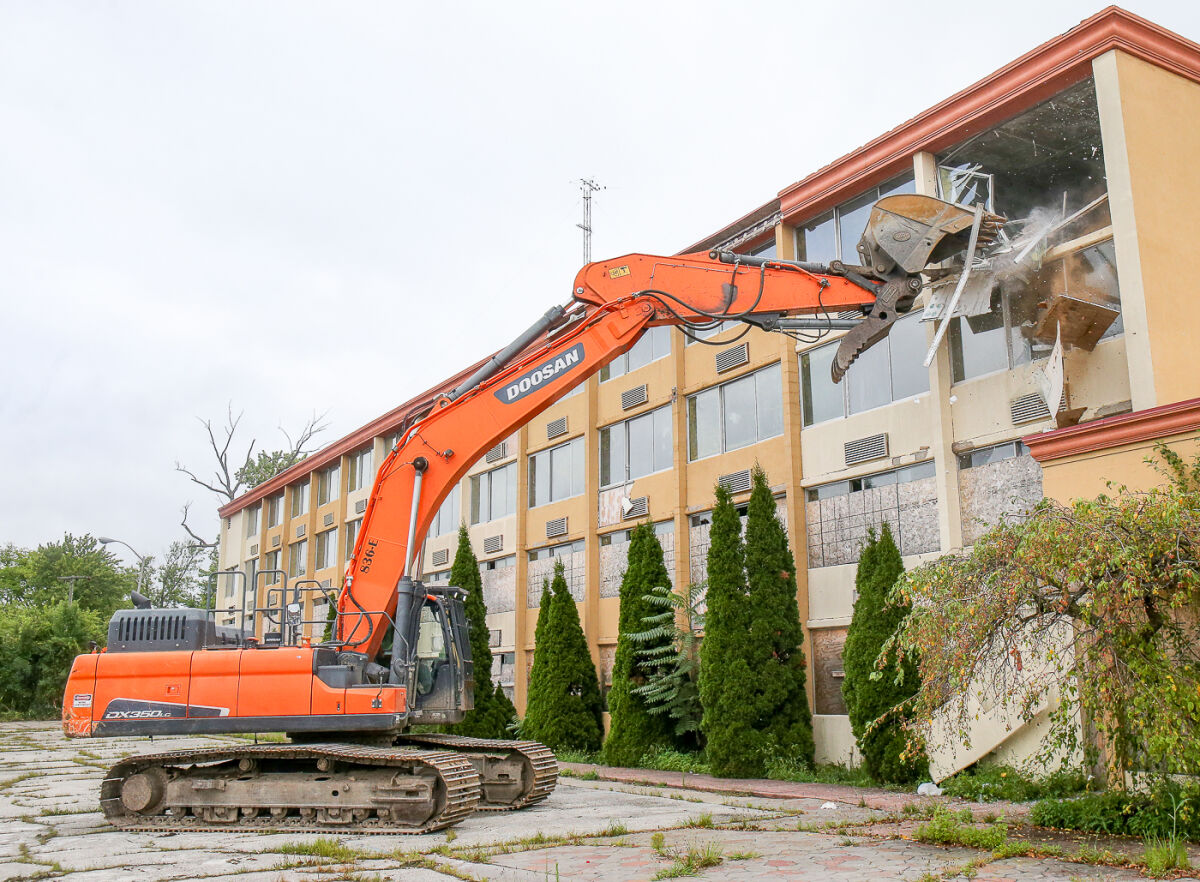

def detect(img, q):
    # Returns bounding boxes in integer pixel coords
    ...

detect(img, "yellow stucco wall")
[1040,430,1200,503]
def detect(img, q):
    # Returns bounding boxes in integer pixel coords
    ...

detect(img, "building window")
[263,549,281,583]
[600,404,673,487]
[317,465,340,506]
[245,505,260,538]
[528,539,584,561]
[347,448,373,493]
[481,555,516,571]
[599,520,673,546]
[344,519,361,561]
[243,557,258,596]
[804,461,936,502]
[529,437,585,507]
[958,440,1028,470]
[599,326,671,382]
[288,540,307,579]
[290,481,309,518]
[428,490,461,538]
[800,314,930,426]
[794,173,915,264]
[315,529,337,571]
[687,363,783,460]
[267,493,283,528]
[470,462,517,524]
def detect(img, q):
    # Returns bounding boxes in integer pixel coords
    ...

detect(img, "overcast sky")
[3,0,1197,569]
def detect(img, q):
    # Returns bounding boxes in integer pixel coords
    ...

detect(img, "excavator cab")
[404,588,474,724]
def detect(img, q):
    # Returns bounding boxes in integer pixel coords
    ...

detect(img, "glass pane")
[949,299,1008,382]
[838,191,877,263]
[799,211,836,264]
[627,412,653,478]
[550,443,570,502]
[754,364,783,441]
[687,388,720,460]
[570,437,585,497]
[653,406,673,472]
[879,173,915,198]
[800,345,842,426]
[889,313,931,400]
[530,450,549,507]
[600,425,624,486]
[722,374,757,452]
[846,334,891,414]
[626,332,653,372]
[504,464,516,516]
[470,475,486,523]
[749,236,776,259]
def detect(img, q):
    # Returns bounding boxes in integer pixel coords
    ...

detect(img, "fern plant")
[629,580,705,748]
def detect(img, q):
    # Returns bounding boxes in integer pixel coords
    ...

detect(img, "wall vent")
[836,310,862,321]
[355,499,367,514]
[715,342,749,373]
[545,516,568,538]
[546,416,568,440]
[622,496,649,519]
[718,469,752,494]
[1010,392,1052,425]
[295,524,306,538]
[483,535,503,554]
[621,384,648,410]
[845,433,889,466]
[249,544,258,557]
[485,442,507,463]
[432,548,449,567]
[271,535,281,548]
[323,513,334,527]
[320,579,331,589]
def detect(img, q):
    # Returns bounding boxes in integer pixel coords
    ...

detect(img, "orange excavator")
[62,194,1000,833]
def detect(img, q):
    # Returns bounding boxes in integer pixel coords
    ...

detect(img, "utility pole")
[577,178,604,265]
[57,575,85,605]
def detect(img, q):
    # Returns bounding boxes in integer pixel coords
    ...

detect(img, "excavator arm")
[336,193,1001,660]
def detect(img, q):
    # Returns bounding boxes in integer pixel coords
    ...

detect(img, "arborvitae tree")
[602,523,674,766]
[742,466,814,769]
[519,579,553,732]
[842,523,927,784]
[447,526,516,738]
[523,561,604,751]
[699,484,759,776]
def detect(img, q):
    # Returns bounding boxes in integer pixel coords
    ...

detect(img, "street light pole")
[99,536,149,603]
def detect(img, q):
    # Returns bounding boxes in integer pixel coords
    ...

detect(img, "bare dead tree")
[176,405,329,547]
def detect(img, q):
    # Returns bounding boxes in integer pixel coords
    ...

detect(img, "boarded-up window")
[812,628,848,715]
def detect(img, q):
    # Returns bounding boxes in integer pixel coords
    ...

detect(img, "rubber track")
[395,733,557,811]
[99,742,479,834]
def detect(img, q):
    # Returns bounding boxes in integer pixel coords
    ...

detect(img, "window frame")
[599,326,672,382]
[686,363,784,462]
[598,403,674,489]
[267,493,283,528]
[528,436,585,508]
[344,519,362,562]
[245,505,260,538]
[288,540,308,579]
[315,528,337,571]
[469,462,517,525]
[793,172,915,264]
[317,464,340,507]
[290,481,309,518]
[347,448,374,493]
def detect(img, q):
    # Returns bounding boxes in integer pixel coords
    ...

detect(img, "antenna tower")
[577,178,604,264]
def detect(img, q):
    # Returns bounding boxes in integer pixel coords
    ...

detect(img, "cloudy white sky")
[3,0,1197,568]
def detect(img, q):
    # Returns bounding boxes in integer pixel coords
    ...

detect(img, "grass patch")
[601,822,629,837]
[555,748,600,764]
[652,841,724,879]
[275,837,361,861]
[1032,784,1200,841]
[639,748,711,775]
[728,850,761,860]
[914,806,1008,851]
[1144,835,1192,877]
[683,812,713,828]
[0,771,38,790]
[764,756,875,788]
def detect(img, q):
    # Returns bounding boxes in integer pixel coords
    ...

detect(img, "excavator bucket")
[832,195,1005,382]
[854,194,1005,276]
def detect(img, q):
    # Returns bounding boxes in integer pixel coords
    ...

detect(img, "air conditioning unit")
[249,544,258,557]
[1010,392,1052,425]
[355,499,367,514]
[621,384,649,410]
[715,343,749,373]
[546,516,568,538]
[547,417,568,440]
[295,524,306,538]
[323,513,335,527]
[483,535,503,554]
[621,496,648,519]
[432,549,449,567]
[844,433,889,466]
[485,442,507,463]
[271,535,281,548]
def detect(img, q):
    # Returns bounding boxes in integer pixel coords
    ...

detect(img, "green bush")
[1031,784,1200,841]
[941,763,1087,803]
[842,524,926,785]
[0,601,106,718]
[638,747,710,775]
[914,805,1008,850]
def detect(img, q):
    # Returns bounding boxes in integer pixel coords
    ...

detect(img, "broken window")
[936,77,1121,381]
[795,172,915,263]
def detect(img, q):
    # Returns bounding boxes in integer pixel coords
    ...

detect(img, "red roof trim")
[777,7,1200,225]
[1023,398,1200,463]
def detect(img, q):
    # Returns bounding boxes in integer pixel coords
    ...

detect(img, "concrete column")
[513,425,531,713]
[583,374,602,671]
[913,150,964,554]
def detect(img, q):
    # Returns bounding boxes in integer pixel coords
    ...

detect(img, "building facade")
[216,8,1200,766]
